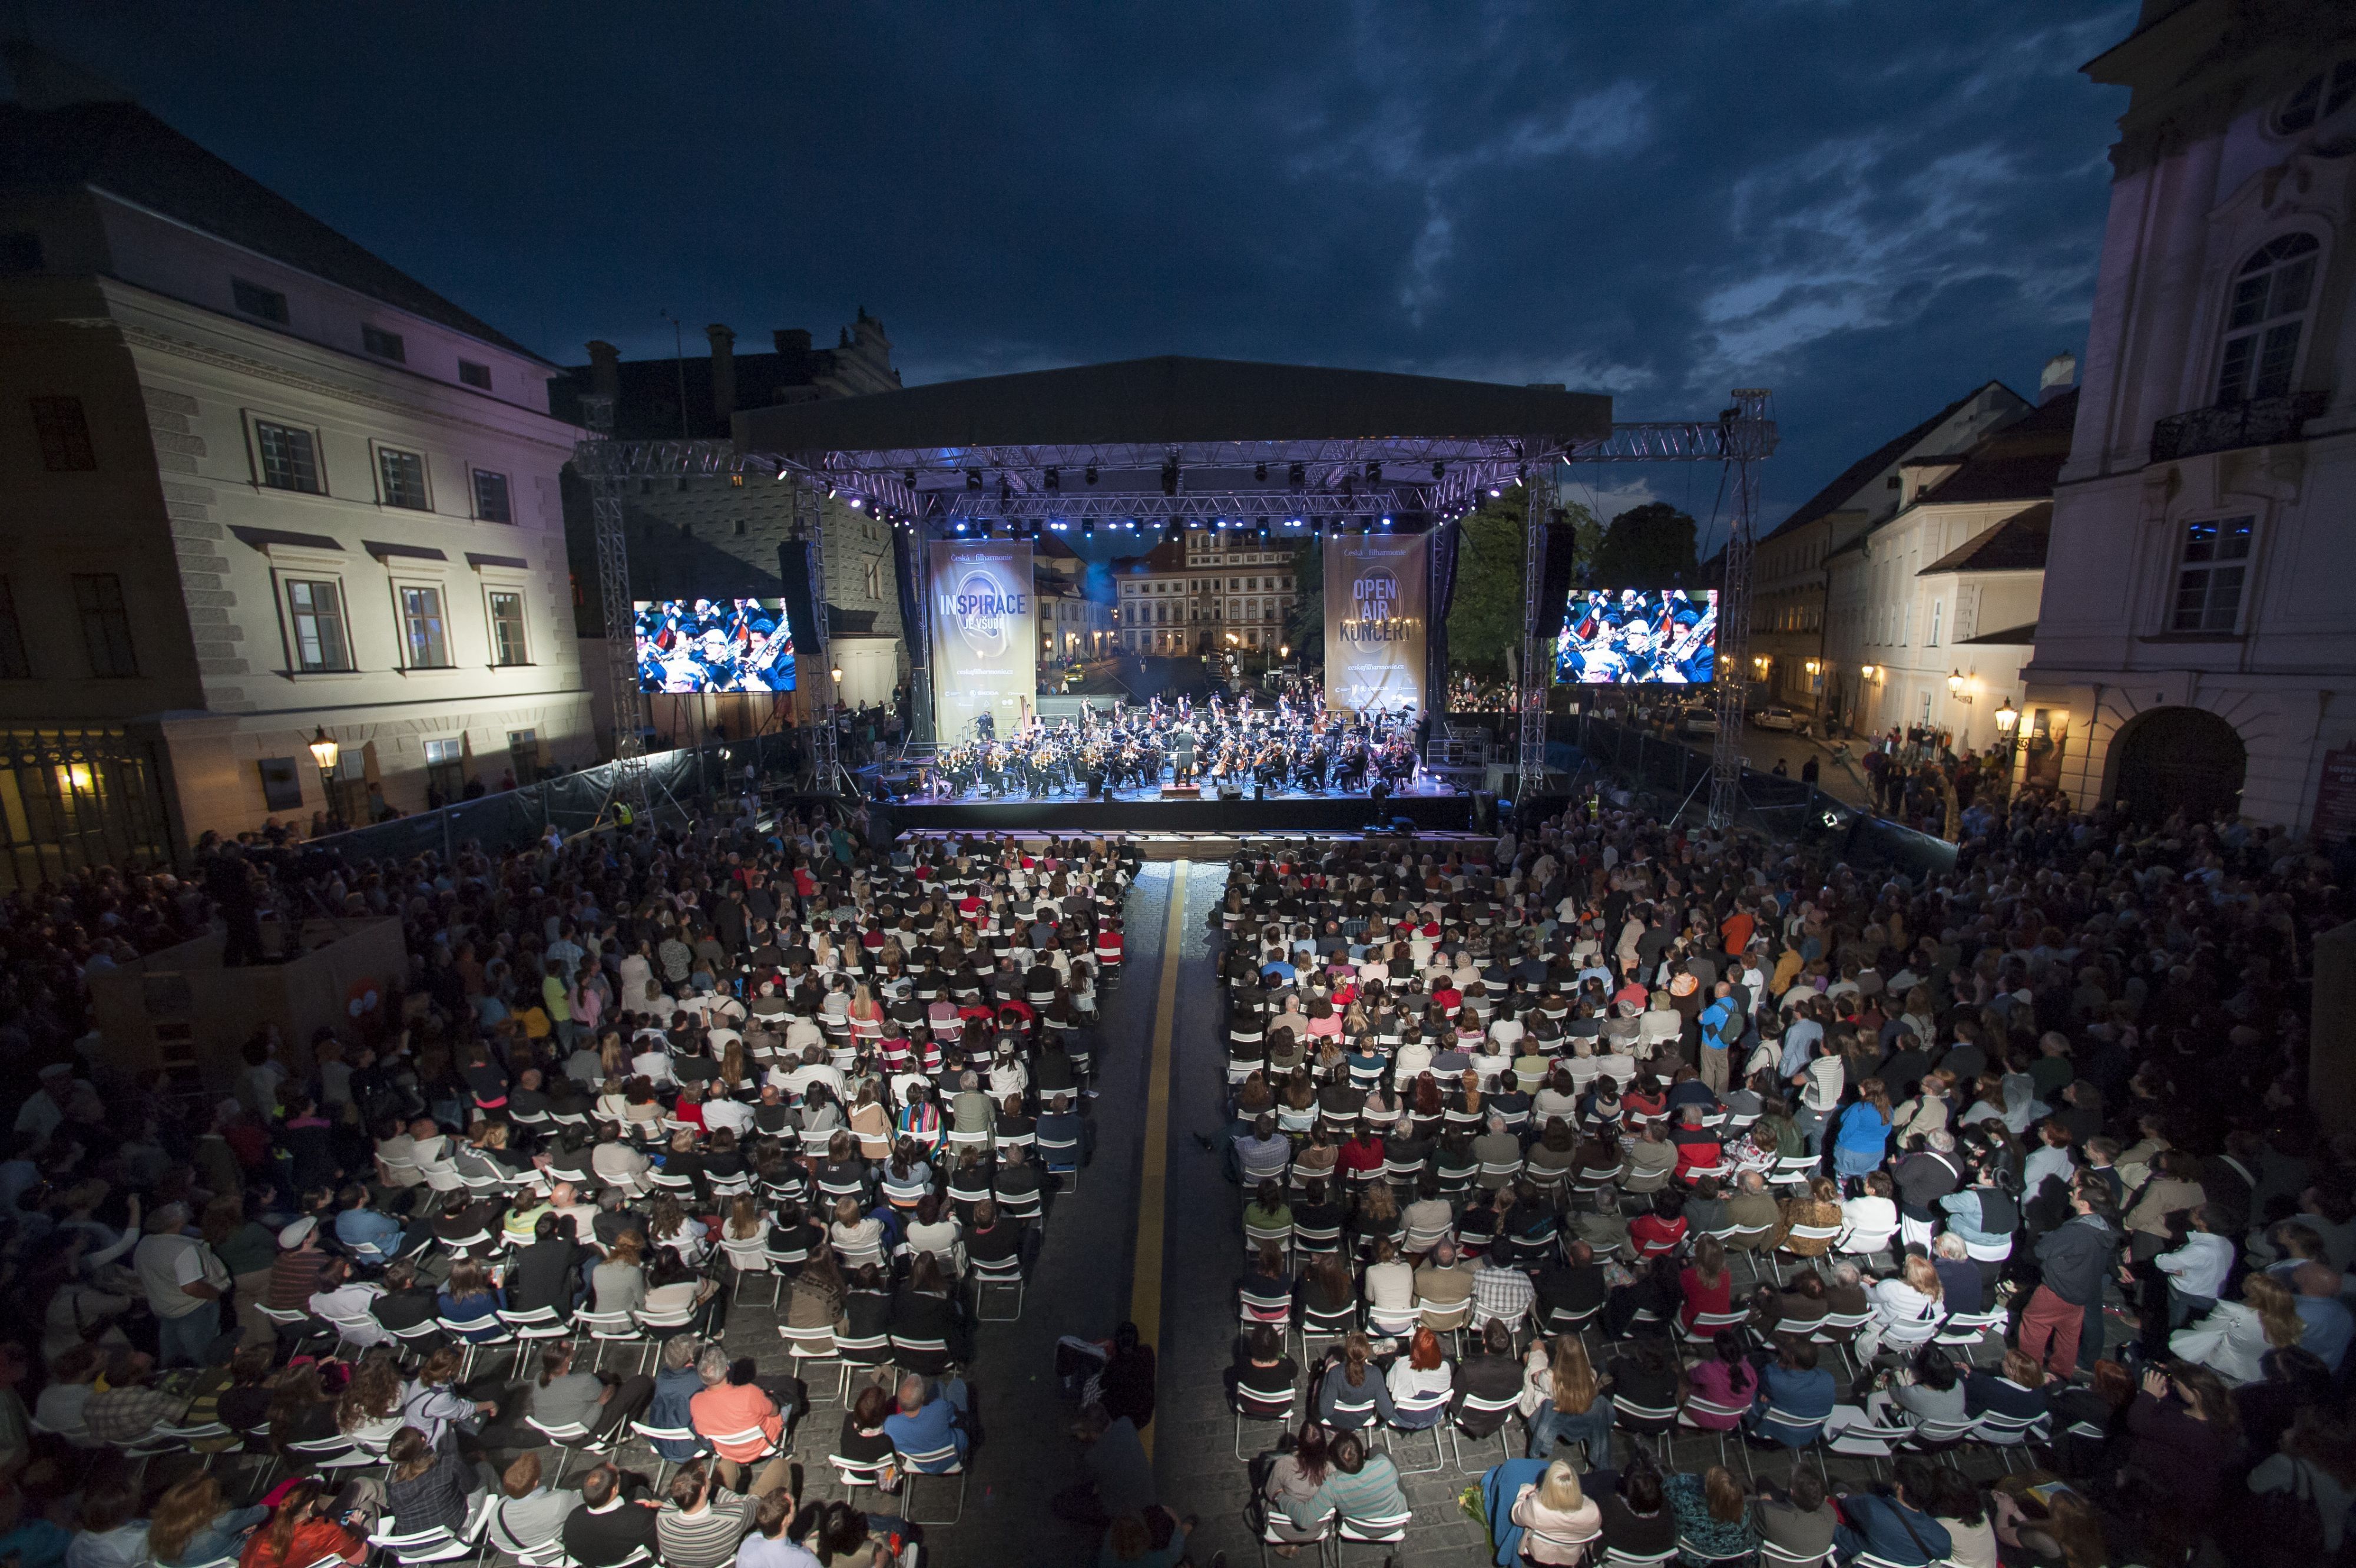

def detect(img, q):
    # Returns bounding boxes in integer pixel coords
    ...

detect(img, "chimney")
[706,324,737,425]
[585,340,620,402]
[773,328,812,355]
[2040,350,2078,405]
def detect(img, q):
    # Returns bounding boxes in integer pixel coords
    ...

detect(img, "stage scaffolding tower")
[576,397,650,821]
[1516,446,1558,800]
[1708,389,1773,829]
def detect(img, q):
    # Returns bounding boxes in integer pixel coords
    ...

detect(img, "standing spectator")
[131,1202,230,1367]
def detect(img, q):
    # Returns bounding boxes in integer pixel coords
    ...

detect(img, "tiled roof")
[1761,381,2011,542]
[1957,621,2037,646]
[1918,502,2052,574]
[0,97,543,359]
[1918,390,2079,505]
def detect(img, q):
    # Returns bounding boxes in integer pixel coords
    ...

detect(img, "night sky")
[25,1,2135,531]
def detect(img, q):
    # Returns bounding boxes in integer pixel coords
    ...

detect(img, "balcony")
[2149,389,2328,463]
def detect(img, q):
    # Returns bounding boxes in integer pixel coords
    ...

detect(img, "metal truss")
[935,491,1439,524]
[1568,419,1778,464]
[805,435,1548,478]
[1518,452,1558,799]
[1707,391,1775,828]
[790,474,842,790]
[577,399,650,820]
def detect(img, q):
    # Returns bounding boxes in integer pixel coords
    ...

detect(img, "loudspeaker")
[777,541,828,656]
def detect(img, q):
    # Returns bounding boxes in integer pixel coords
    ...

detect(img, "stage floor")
[866,786,1477,838]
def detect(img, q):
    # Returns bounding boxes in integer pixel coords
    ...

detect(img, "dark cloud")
[32,0,2134,522]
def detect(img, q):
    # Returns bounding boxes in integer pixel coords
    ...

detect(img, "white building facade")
[0,59,590,873]
[2022,1,2356,831]
[1114,530,1299,656]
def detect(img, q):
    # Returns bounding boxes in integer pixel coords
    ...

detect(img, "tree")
[1589,501,1699,589]
[1444,494,1600,678]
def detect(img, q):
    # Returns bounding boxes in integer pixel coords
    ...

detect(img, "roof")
[0,91,545,362]
[1958,621,2039,646]
[732,355,1611,453]
[1113,538,1189,574]
[1917,390,2079,506]
[1918,503,2053,575]
[1761,381,2010,543]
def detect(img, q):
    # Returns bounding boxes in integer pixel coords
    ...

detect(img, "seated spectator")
[531,1340,656,1443]
[687,1348,802,1492]
[1832,1460,1953,1566]
[1665,1466,1758,1563]
[1508,1458,1601,1566]
[1678,1236,1734,1334]
[1838,1169,1900,1249]
[1963,1348,2054,1428]
[436,1258,507,1342]
[485,1454,579,1557]
[1751,1468,1838,1563]
[837,1382,896,1465]
[654,1461,757,1568]
[1867,1345,1968,1428]
[2170,1272,2302,1385]
[1526,1334,1613,1461]
[1629,1189,1688,1259]
[1227,1324,1298,1408]
[237,1478,366,1568]
[1591,1460,1678,1559]
[81,1349,186,1447]
[1683,1330,1759,1428]
[384,1426,482,1537]
[560,1464,660,1568]
[1453,1320,1524,1439]
[1302,1431,1405,1526]
[882,1372,971,1468]
[1315,1334,1397,1428]
[1383,1326,1452,1423]
[1746,1338,1834,1447]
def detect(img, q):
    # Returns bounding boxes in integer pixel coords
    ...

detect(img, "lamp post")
[307,726,342,831]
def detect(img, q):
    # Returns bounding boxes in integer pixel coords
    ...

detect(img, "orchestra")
[920,689,1426,800]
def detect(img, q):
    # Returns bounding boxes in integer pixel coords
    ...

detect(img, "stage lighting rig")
[1431,461,1445,480]
[998,475,1013,503]
[1044,467,1060,491]
[1365,461,1381,482]
[1160,458,1179,496]
[1254,461,1268,481]
[965,469,982,491]
[1084,464,1098,485]
[1288,462,1306,489]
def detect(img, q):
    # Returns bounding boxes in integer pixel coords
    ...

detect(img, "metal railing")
[2149,390,2328,463]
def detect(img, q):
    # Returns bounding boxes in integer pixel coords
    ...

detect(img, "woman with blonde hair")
[148,1474,267,1568]
[723,1193,763,1243]
[2170,1269,2302,1384]
[1523,1334,1613,1463]
[1508,1458,1602,1566]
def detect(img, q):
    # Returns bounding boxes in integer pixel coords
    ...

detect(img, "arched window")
[2216,234,2319,405]
[2275,59,2356,133]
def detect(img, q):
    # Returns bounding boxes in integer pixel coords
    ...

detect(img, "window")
[378,447,429,510]
[2275,60,2356,133]
[862,560,882,599]
[424,737,466,799]
[508,730,540,783]
[399,585,451,668]
[73,574,137,677]
[232,278,288,323]
[487,590,527,666]
[255,421,322,493]
[471,469,511,522]
[1928,598,1943,647]
[362,325,406,362]
[284,579,351,672]
[2171,514,2254,632]
[257,757,305,812]
[2216,234,2318,405]
[0,578,28,678]
[29,396,95,471]
[458,359,491,390]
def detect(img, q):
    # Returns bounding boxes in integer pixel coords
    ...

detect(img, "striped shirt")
[656,1493,756,1568]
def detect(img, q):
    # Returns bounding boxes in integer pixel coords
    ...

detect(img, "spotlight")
[1081,518,1094,537]
[1044,467,1060,492]
[1084,464,1098,485]
[979,519,994,538]
[1254,461,1268,482]
[1160,458,1179,497]
[1381,515,1393,528]
[848,497,864,510]
[1488,486,1502,498]
[1288,462,1305,489]
[1515,464,1527,485]
[966,469,982,491]
[999,475,1012,503]
[953,520,968,533]
[826,484,838,499]
[1365,461,1381,482]
[903,469,916,484]
[1431,461,1445,480]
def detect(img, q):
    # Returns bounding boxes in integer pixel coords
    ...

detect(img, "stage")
[865,783,1477,839]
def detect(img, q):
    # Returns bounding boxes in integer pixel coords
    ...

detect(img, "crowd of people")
[1210,795,2350,1567]
[0,815,1137,1568]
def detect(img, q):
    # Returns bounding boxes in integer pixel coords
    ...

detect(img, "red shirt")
[1679,1265,1733,1330]
[1630,1213,1688,1259]
[1338,1137,1387,1175]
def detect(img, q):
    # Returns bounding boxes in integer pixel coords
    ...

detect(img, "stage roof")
[733,355,1610,456]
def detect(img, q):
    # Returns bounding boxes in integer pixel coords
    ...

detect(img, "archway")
[2107,706,2247,823]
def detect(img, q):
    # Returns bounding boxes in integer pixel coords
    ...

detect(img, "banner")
[1324,532,1430,716]
[928,540,1037,742]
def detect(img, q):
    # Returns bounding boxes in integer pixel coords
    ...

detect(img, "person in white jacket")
[2170,1272,2304,1385]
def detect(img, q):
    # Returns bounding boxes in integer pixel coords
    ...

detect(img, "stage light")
[1380,515,1393,527]
[1288,462,1305,489]
[978,519,994,538]
[966,469,982,491]
[1081,519,1094,537]
[1431,461,1445,480]
[1084,464,1098,485]
[826,484,838,499]
[1044,467,1060,492]
[903,469,916,484]
[1515,465,1527,485]
[848,497,864,510]
[1254,461,1268,482]
[1160,459,1179,497]
[999,476,1012,504]
[1488,486,1502,498]
[953,520,968,533]
[1365,461,1381,482]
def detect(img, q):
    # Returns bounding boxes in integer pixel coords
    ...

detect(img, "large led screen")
[1554,589,1717,684]
[634,598,797,693]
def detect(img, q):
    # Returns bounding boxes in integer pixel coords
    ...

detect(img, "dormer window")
[2275,59,2356,134]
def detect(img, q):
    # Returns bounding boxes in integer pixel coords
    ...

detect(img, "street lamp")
[1947,669,1973,702]
[307,726,342,829]
[1859,663,1879,682]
